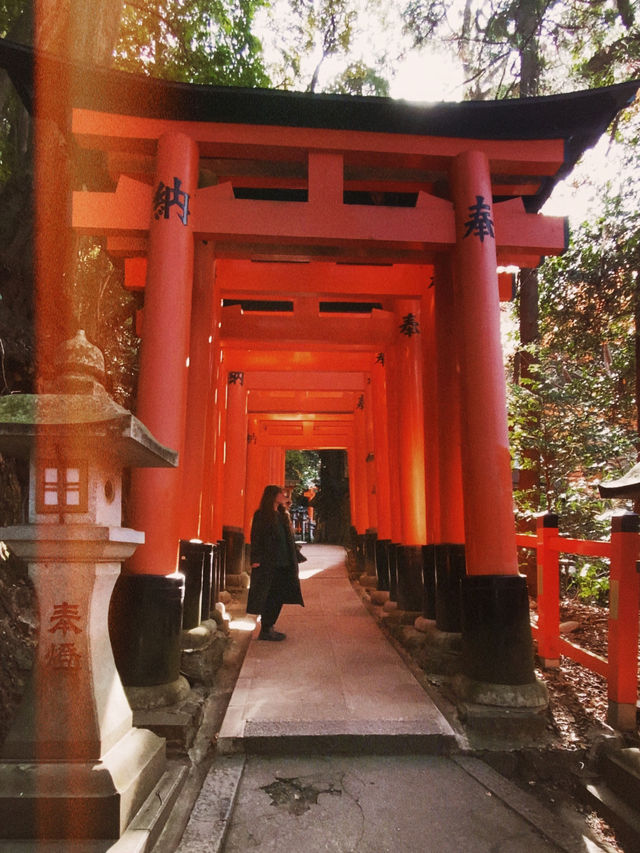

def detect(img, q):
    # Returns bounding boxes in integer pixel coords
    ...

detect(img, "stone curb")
[452,755,609,853]
[174,755,246,853]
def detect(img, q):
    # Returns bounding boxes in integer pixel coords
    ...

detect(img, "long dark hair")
[258,485,283,522]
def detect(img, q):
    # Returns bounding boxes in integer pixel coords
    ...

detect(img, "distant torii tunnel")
[67,69,638,690]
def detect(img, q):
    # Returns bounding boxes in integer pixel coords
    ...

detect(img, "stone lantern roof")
[598,462,640,499]
[0,330,177,468]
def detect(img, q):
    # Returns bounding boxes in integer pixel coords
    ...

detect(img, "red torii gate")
[59,65,639,691]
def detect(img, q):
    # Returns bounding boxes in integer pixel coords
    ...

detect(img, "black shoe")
[258,627,286,641]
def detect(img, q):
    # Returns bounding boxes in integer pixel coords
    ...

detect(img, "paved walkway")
[176,546,608,853]
[218,544,455,754]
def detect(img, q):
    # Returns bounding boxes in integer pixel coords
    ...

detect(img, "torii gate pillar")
[128,132,199,576]
[179,240,217,541]
[352,398,370,537]
[393,299,427,613]
[222,371,249,582]
[451,151,539,695]
[371,355,392,542]
[433,258,465,632]
[371,353,393,592]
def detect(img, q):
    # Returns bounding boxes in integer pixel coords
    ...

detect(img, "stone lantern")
[0,330,179,842]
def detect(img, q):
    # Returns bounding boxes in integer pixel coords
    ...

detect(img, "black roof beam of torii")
[0,37,638,212]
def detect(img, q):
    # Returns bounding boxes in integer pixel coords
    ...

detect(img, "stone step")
[602,747,640,810]
[582,781,640,852]
[217,719,457,757]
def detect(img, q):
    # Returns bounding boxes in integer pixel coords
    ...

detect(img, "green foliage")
[508,116,640,543]
[325,60,390,96]
[260,0,390,95]
[402,0,447,45]
[0,1,30,40]
[402,0,640,99]
[559,0,640,86]
[69,238,139,407]
[402,0,554,98]
[272,0,357,91]
[285,450,320,502]
[115,0,270,86]
[563,557,610,604]
[0,86,29,184]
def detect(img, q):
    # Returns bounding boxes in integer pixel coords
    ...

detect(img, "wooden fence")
[516,512,640,730]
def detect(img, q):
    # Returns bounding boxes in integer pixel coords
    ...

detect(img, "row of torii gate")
[57,57,639,693]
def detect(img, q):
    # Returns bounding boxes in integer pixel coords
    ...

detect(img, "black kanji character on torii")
[153,177,191,225]
[399,313,420,336]
[463,195,495,242]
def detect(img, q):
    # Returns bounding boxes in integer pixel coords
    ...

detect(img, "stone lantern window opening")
[37,459,88,513]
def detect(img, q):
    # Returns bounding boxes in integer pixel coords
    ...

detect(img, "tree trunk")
[31,0,125,379]
[514,1,543,594]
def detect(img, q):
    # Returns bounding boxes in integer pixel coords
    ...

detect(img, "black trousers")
[260,568,287,628]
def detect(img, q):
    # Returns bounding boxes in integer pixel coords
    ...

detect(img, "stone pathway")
[176,546,608,853]
[217,544,456,754]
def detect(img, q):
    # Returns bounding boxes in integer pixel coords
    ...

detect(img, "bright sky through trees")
[389,45,465,101]
[255,0,465,98]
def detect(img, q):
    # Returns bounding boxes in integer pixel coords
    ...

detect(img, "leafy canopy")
[115,0,270,85]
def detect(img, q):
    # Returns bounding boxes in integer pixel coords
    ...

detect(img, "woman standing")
[246,485,304,640]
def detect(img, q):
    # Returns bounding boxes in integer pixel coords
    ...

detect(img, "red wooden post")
[421,284,440,545]
[371,353,392,542]
[394,298,427,547]
[428,261,466,629]
[385,347,403,546]
[451,151,518,576]
[607,512,640,731]
[222,370,248,578]
[535,513,561,668]
[451,151,535,687]
[129,131,199,575]
[178,239,216,541]
[223,371,248,528]
[243,418,262,539]
[199,298,224,543]
[392,298,427,611]
[347,445,358,536]
[210,355,227,543]
[364,378,378,534]
[434,259,464,546]
[269,446,285,485]
[420,284,439,620]
[353,397,370,536]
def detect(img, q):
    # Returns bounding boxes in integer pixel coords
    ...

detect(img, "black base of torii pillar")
[455,573,547,712]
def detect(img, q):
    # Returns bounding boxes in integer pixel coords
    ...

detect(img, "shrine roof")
[1,37,638,211]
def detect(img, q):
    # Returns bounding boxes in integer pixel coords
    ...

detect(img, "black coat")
[246,510,304,615]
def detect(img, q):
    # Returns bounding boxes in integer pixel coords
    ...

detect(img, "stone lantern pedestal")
[0,331,179,842]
